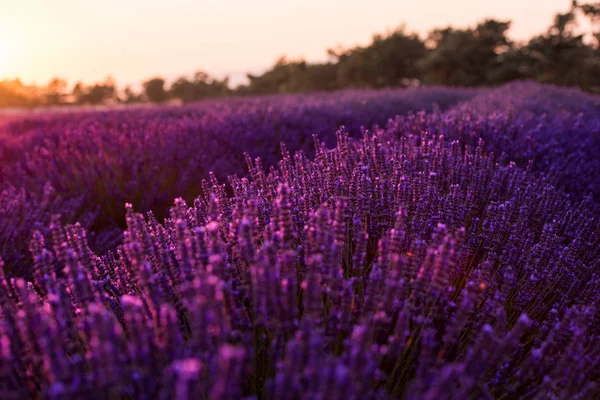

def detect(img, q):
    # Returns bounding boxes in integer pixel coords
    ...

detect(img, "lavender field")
[1,81,600,399]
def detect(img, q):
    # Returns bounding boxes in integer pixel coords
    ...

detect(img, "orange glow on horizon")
[0,0,587,87]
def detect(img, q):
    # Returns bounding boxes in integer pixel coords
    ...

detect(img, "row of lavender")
[2,126,599,398]
[2,84,599,274]
[408,83,600,203]
[2,83,599,255]
[0,87,477,276]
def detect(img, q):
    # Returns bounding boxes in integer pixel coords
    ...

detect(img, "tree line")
[1,1,598,108]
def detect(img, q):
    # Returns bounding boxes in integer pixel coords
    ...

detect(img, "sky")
[0,0,580,88]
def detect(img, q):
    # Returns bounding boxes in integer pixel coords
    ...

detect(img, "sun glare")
[0,40,14,78]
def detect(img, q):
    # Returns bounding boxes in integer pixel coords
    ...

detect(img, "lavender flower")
[0,83,598,398]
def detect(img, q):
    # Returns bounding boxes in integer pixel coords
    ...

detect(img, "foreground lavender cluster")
[2,118,599,398]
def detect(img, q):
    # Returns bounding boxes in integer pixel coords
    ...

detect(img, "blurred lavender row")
[0,82,599,398]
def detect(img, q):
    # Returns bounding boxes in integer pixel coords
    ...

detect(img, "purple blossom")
[0,83,598,398]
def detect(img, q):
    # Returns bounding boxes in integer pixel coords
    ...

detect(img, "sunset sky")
[0,0,579,87]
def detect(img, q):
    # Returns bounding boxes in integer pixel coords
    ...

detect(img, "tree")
[573,1,600,47]
[120,86,143,104]
[170,70,231,103]
[237,56,340,95]
[191,70,230,100]
[329,27,427,88]
[44,78,68,105]
[143,78,168,103]
[72,82,86,104]
[523,8,598,88]
[240,57,306,95]
[422,20,513,86]
[72,77,117,105]
[170,77,196,103]
[0,79,40,108]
